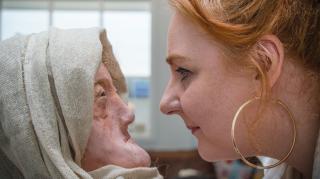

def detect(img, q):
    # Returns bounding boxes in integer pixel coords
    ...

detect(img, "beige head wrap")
[0,27,162,179]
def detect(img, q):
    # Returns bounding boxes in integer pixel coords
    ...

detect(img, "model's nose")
[122,107,135,126]
[123,110,135,126]
[114,94,135,126]
[160,83,181,115]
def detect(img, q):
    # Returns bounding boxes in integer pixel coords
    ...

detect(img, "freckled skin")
[160,13,257,161]
[160,11,320,179]
[81,63,151,171]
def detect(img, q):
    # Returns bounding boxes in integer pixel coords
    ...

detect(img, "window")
[53,11,99,29]
[103,8,152,138]
[104,11,151,77]
[52,1,100,29]
[1,1,49,40]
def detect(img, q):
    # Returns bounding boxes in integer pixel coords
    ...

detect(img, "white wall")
[136,0,197,151]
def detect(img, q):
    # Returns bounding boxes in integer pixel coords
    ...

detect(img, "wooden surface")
[148,150,216,179]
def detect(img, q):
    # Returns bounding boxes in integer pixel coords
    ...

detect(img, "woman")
[0,28,162,179]
[160,0,320,178]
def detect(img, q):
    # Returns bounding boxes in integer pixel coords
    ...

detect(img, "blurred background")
[0,0,263,178]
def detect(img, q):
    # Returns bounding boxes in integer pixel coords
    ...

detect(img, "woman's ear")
[254,34,284,88]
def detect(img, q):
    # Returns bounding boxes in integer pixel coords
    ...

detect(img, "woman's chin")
[137,151,151,167]
[197,142,222,162]
[124,139,151,167]
[198,145,238,162]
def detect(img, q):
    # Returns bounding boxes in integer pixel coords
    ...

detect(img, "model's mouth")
[187,126,200,134]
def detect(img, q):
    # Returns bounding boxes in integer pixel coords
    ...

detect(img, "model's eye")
[99,91,106,97]
[95,85,107,98]
[175,67,192,81]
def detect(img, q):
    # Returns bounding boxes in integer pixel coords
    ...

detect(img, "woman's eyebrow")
[94,79,110,88]
[166,54,191,65]
[95,78,117,92]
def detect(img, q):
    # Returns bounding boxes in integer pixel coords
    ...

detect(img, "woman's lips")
[187,126,200,134]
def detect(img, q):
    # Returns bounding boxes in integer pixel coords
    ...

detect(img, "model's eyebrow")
[166,54,191,65]
[94,79,110,88]
[95,78,118,92]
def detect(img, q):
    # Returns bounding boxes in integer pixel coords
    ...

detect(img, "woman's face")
[81,63,151,171]
[160,13,257,161]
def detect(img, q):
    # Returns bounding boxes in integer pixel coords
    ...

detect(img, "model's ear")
[253,34,284,88]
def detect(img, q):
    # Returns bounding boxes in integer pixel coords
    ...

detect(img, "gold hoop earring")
[231,96,297,169]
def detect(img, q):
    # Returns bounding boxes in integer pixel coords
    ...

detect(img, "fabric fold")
[0,27,162,179]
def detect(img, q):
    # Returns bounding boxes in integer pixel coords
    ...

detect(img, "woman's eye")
[175,67,192,81]
[100,91,106,97]
[95,90,106,98]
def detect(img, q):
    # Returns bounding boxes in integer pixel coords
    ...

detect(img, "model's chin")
[197,142,240,162]
[197,139,222,162]
[197,147,214,162]
[137,149,151,167]
[125,139,151,167]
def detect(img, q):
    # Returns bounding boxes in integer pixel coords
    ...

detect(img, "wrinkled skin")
[81,63,151,171]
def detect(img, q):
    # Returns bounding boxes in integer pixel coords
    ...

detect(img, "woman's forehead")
[95,63,112,82]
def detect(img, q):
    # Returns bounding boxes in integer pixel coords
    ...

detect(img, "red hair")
[169,0,320,100]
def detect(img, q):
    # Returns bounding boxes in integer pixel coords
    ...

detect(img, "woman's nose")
[122,107,135,126]
[118,98,135,126]
[160,84,181,115]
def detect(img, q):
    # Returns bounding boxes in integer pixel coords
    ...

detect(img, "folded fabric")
[0,27,162,179]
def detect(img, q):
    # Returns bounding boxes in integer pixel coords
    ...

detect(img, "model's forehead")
[168,12,211,53]
[95,64,112,81]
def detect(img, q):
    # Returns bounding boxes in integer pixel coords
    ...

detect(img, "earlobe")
[256,35,284,88]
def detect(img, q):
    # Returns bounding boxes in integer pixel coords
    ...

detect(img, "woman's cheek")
[93,99,108,118]
[181,88,204,115]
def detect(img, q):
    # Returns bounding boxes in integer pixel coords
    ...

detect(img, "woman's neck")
[285,110,319,179]
[267,61,320,178]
